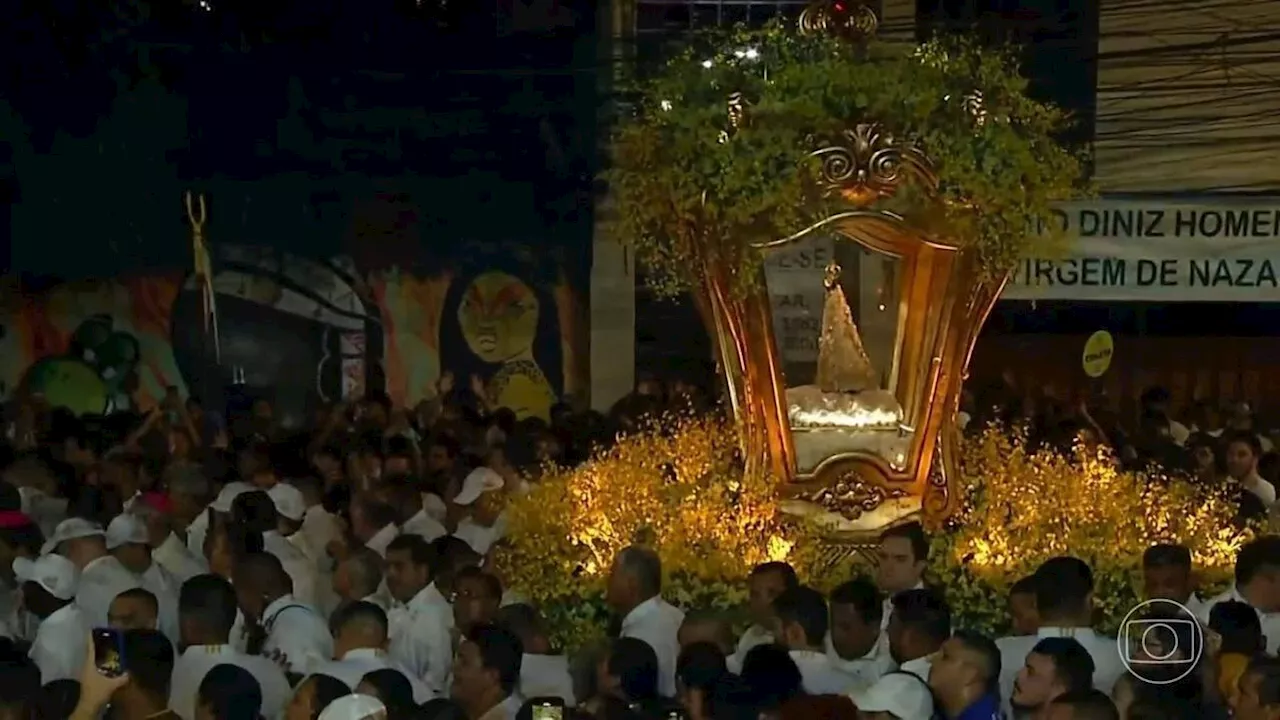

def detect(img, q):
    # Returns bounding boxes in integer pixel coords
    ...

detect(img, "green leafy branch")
[605,21,1086,298]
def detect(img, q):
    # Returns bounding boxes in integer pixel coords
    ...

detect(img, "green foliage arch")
[606,22,1086,297]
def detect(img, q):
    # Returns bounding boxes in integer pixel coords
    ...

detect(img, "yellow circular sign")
[1082,330,1114,378]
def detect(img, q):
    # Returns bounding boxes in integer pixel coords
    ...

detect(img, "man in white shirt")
[826,578,896,691]
[234,490,319,607]
[1199,535,1280,653]
[14,553,87,683]
[451,467,506,556]
[1226,432,1276,507]
[108,586,161,632]
[44,517,141,631]
[273,481,340,614]
[106,512,181,642]
[188,480,253,557]
[451,623,525,720]
[391,484,447,544]
[353,497,401,558]
[886,587,950,681]
[334,547,391,610]
[384,533,455,695]
[733,561,798,668]
[996,557,1124,712]
[773,585,854,695]
[1142,543,1206,618]
[876,522,929,631]
[290,476,341,565]
[311,599,434,703]
[608,545,685,698]
[169,573,291,720]
[1008,636,1095,716]
[497,603,575,706]
[153,463,211,580]
[232,551,333,678]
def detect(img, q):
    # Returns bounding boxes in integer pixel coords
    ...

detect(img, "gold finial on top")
[798,0,879,41]
[824,260,842,289]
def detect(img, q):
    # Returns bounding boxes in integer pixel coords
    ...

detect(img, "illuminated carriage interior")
[765,237,914,477]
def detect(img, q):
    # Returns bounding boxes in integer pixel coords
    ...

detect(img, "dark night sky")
[0,0,598,280]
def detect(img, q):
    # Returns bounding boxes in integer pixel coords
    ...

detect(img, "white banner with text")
[1002,199,1280,302]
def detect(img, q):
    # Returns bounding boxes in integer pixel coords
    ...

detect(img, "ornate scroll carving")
[798,0,879,41]
[922,434,952,525]
[806,469,907,518]
[810,124,938,208]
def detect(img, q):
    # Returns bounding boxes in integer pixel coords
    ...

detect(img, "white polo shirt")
[139,560,182,643]
[366,523,400,558]
[790,648,855,695]
[76,555,143,630]
[168,644,291,720]
[997,626,1125,713]
[518,653,576,707]
[264,531,319,608]
[388,582,455,695]
[620,596,685,698]
[310,647,434,703]
[402,509,448,543]
[153,532,208,583]
[1200,585,1280,654]
[825,631,896,692]
[29,603,89,684]
[260,595,333,676]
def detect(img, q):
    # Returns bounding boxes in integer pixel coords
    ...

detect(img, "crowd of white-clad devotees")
[4,387,1280,720]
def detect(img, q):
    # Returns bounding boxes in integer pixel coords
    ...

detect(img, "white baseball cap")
[317,694,387,720]
[850,672,935,720]
[210,481,254,513]
[268,484,306,522]
[13,554,79,600]
[105,513,149,550]
[41,517,106,555]
[453,467,503,506]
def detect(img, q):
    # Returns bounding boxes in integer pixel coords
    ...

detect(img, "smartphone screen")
[93,628,126,677]
[530,700,563,720]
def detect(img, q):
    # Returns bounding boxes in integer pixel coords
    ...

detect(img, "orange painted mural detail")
[0,248,586,422]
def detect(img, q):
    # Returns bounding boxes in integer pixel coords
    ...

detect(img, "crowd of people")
[1,377,1280,719]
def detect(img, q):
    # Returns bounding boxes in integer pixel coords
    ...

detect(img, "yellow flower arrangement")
[933,426,1252,634]
[491,414,798,648]
[495,418,1253,648]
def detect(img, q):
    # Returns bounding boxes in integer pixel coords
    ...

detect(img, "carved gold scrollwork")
[798,0,879,41]
[810,124,938,208]
[809,541,876,576]
[807,470,907,519]
[923,434,951,523]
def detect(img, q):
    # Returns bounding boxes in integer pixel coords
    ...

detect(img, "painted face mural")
[458,271,540,364]
[452,270,558,421]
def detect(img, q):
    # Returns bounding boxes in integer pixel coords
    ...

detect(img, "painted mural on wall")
[0,244,586,424]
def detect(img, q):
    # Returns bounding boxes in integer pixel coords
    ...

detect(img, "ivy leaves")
[606,20,1084,297]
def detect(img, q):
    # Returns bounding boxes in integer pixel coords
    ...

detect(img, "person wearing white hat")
[269,484,321,564]
[14,553,88,683]
[450,468,506,556]
[45,517,142,631]
[271,482,340,615]
[317,693,387,720]
[107,512,181,642]
[850,671,935,720]
[185,480,253,559]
